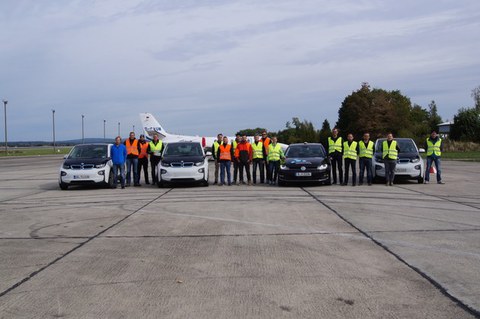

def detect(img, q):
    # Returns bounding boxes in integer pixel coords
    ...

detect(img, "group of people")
[110,132,163,189]
[328,128,444,186]
[212,131,284,186]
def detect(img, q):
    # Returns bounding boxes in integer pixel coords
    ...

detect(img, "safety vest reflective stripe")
[125,139,139,156]
[359,141,374,158]
[267,144,282,161]
[426,138,442,156]
[343,141,358,160]
[383,140,398,160]
[138,142,149,158]
[328,137,342,154]
[149,141,163,155]
[219,144,232,161]
[251,142,264,159]
[213,141,221,155]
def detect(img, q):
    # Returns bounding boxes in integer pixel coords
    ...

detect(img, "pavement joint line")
[0,188,173,299]
[396,185,480,211]
[300,187,480,318]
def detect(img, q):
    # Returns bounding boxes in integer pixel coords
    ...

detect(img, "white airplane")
[139,112,287,151]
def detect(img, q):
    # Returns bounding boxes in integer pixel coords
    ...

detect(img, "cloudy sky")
[1,0,479,141]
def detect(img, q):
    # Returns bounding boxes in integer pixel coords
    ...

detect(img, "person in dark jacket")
[251,133,267,184]
[211,133,223,185]
[234,135,253,185]
[110,136,127,189]
[124,132,141,186]
[328,128,343,184]
[381,133,400,186]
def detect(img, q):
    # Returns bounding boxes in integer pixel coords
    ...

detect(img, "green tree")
[450,107,480,142]
[319,119,331,146]
[337,83,427,139]
[276,117,319,144]
[472,85,480,111]
[427,100,442,132]
[236,127,267,136]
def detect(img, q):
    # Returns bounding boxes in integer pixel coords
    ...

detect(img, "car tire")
[157,180,164,188]
[324,176,332,185]
[202,179,209,187]
[278,180,286,187]
[106,170,114,188]
[418,176,424,184]
[59,182,69,190]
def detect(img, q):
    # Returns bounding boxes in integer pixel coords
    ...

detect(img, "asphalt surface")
[0,156,479,318]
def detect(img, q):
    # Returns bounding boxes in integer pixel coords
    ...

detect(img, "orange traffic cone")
[429,166,437,174]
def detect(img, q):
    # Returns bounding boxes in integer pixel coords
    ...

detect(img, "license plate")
[73,175,90,179]
[296,172,312,177]
[395,168,407,173]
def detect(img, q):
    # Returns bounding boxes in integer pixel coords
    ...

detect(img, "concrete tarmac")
[0,156,479,318]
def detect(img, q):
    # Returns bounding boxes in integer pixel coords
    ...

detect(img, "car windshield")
[376,139,417,154]
[286,145,325,158]
[68,145,108,159]
[164,143,203,157]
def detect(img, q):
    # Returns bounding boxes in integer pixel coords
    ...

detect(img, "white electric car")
[372,138,425,184]
[59,143,113,190]
[157,141,209,187]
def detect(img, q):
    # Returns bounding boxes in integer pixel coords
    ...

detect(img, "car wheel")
[107,170,114,188]
[418,176,424,184]
[202,179,209,187]
[324,176,332,185]
[157,180,164,188]
[59,182,69,190]
[278,180,286,187]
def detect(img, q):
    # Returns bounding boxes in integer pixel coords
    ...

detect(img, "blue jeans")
[220,161,231,185]
[113,163,125,187]
[126,157,139,185]
[359,157,372,184]
[425,156,442,182]
[268,161,280,183]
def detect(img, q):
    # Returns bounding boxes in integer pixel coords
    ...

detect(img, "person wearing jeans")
[110,136,127,189]
[358,132,375,186]
[424,130,444,184]
[124,132,141,186]
[218,136,234,186]
[382,133,400,186]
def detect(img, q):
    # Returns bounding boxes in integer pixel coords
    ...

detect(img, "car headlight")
[280,165,288,170]
[194,161,204,167]
[95,163,106,168]
[62,164,71,169]
[317,164,328,170]
[411,157,420,163]
[161,162,171,167]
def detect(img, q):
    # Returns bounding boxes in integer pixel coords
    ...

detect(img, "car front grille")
[70,164,95,169]
[171,162,194,168]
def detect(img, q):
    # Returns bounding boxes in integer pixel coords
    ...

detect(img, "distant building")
[438,121,452,138]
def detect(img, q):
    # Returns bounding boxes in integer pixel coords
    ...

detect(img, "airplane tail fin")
[139,113,169,140]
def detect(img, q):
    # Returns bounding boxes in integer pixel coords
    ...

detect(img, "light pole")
[3,99,7,155]
[52,109,56,152]
[103,119,106,140]
[81,114,85,144]
[118,122,120,137]
[133,124,135,133]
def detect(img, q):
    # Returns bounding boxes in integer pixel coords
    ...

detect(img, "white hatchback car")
[157,142,209,187]
[59,143,113,190]
[372,138,425,184]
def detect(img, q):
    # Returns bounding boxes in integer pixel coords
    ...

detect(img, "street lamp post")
[103,119,106,140]
[118,122,120,137]
[133,125,135,133]
[3,99,7,155]
[52,109,56,152]
[81,114,85,144]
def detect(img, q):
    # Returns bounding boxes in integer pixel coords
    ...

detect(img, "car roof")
[288,143,324,146]
[165,141,201,145]
[375,138,414,141]
[73,143,112,146]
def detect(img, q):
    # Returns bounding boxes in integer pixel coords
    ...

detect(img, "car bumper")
[374,162,423,179]
[59,169,108,185]
[278,168,330,182]
[158,165,208,183]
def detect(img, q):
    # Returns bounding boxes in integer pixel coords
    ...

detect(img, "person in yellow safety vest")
[382,132,400,186]
[147,134,163,185]
[342,133,358,186]
[217,136,235,186]
[138,134,150,185]
[211,133,223,185]
[267,136,285,185]
[424,130,444,184]
[261,130,272,183]
[124,131,141,186]
[232,134,241,184]
[252,133,267,184]
[328,128,343,185]
[358,132,375,186]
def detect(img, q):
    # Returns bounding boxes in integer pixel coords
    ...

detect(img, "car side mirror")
[63,155,68,159]
[418,148,425,153]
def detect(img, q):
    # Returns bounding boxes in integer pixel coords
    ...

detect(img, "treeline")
[238,82,480,145]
